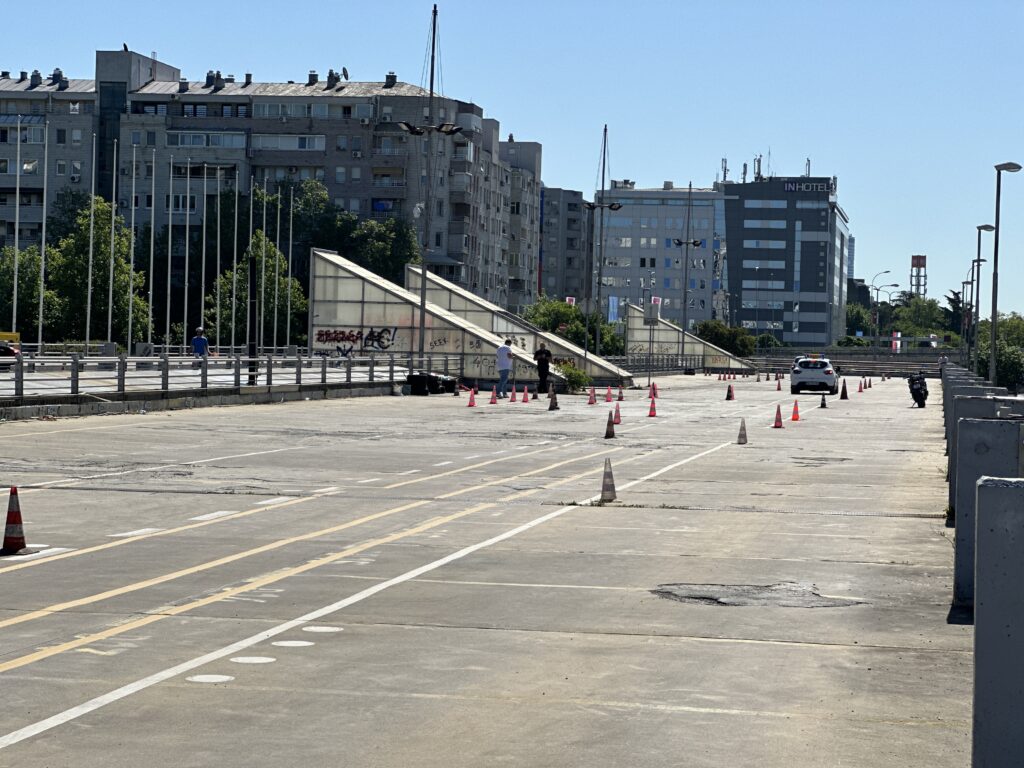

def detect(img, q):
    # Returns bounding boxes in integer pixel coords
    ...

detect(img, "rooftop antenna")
[753,155,762,182]
[766,147,772,178]
[741,162,747,183]
[721,157,729,182]
[805,157,811,176]
[341,67,349,81]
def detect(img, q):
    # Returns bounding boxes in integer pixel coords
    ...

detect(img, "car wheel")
[790,386,799,395]
[829,385,838,395]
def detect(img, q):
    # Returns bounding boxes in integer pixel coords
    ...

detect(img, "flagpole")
[165,154,173,349]
[127,145,136,348]
[200,163,207,336]
[245,174,253,354]
[12,116,21,332]
[216,166,222,353]
[85,132,97,354]
[230,173,239,352]
[37,119,49,349]
[260,178,267,352]
[286,184,293,348]
[182,159,191,351]
[147,148,156,346]
[106,138,118,342]
[273,184,281,351]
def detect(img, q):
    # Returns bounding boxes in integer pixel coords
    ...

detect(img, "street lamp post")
[877,287,898,348]
[972,224,993,371]
[583,156,621,359]
[961,277,972,365]
[990,162,1021,385]
[869,270,891,347]
[672,236,700,363]
[871,281,898,347]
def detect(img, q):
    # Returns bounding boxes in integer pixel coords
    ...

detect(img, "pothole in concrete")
[651,581,863,608]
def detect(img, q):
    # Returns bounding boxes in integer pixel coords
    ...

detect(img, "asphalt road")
[0,374,967,767]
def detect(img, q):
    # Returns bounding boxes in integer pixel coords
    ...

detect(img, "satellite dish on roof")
[342,67,349,81]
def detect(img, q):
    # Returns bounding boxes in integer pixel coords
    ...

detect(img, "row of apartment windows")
[607,216,713,229]
[0,126,85,145]
[609,236,710,249]
[0,101,92,116]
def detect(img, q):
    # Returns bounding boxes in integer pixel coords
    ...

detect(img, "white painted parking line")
[229,656,276,665]
[189,511,239,522]
[464,455,481,460]
[312,486,339,493]
[186,675,234,684]
[396,470,421,476]
[254,497,292,505]
[108,528,164,538]
[302,626,344,633]
[515,446,531,450]
[433,461,453,467]
[356,479,379,484]
[271,641,314,648]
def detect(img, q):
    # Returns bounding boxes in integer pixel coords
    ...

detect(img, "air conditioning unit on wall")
[359,118,371,126]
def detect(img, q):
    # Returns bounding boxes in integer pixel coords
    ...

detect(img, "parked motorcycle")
[908,372,929,408]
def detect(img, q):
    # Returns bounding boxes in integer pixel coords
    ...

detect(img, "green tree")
[846,303,871,336]
[522,296,623,355]
[0,246,63,341]
[694,320,755,357]
[893,296,945,336]
[46,188,92,245]
[755,333,782,349]
[976,337,1024,391]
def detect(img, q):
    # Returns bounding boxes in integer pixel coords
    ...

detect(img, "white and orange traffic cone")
[648,398,657,417]
[772,404,784,429]
[613,402,622,425]
[776,378,781,391]
[467,389,477,407]
[792,400,800,422]
[522,385,530,403]
[489,387,498,405]
[510,386,518,403]
[617,386,624,402]
[605,386,613,403]
[1,487,33,556]
[587,387,597,405]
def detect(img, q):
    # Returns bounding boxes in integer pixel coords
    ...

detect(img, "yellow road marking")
[0,447,622,633]
[0,451,626,676]
[0,439,595,577]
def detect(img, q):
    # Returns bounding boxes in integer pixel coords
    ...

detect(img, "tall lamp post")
[583,177,621,358]
[869,269,891,347]
[877,287,899,349]
[960,278,972,365]
[990,162,1021,385]
[672,237,701,362]
[971,223,993,371]
[872,281,898,346]
[397,6,462,361]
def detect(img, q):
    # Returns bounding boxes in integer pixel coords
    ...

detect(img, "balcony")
[371,178,407,188]
[372,147,408,157]
[448,216,471,236]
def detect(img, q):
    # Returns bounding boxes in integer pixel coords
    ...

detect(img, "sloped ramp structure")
[310,249,558,384]
[623,303,752,371]
[406,265,633,386]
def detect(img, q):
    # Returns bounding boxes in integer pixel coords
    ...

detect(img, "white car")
[791,357,839,395]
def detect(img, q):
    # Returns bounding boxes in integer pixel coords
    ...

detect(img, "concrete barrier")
[973,477,1024,765]
[944,385,1006,451]
[953,419,1024,606]
[947,396,1024,509]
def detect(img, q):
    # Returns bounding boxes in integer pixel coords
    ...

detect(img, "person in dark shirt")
[533,342,553,394]
[191,327,210,358]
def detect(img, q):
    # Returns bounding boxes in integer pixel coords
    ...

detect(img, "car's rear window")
[797,361,829,369]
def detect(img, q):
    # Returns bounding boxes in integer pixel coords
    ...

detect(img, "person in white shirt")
[496,339,513,398]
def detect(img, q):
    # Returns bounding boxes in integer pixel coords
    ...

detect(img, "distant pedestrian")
[533,342,553,394]
[191,327,209,359]
[496,338,513,398]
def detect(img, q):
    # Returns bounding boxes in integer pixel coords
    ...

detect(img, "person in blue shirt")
[496,339,513,398]
[191,327,210,358]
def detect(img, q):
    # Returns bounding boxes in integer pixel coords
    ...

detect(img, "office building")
[539,186,591,303]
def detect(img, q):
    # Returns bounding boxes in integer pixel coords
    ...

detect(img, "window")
[56,160,67,176]
[56,128,67,145]
[335,166,346,183]
[0,159,7,174]
[743,239,786,249]
[744,219,786,229]
[237,105,248,118]
[348,198,360,213]
[336,135,348,151]
[510,202,520,215]
[350,167,361,182]
[145,162,153,178]
[165,194,197,212]
[611,236,632,248]
[796,200,828,209]
[222,105,233,118]
[20,126,44,144]
[71,129,82,146]
[208,133,245,148]
[71,160,82,176]
[133,194,153,209]
[131,131,142,146]
[146,131,156,147]
[434,232,443,248]
[311,103,328,118]
[21,159,38,175]
[663,278,671,289]
[664,258,671,268]
[744,199,787,209]
[70,102,80,115]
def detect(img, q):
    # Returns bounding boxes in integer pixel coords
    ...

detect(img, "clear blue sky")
[8,0,1024,314]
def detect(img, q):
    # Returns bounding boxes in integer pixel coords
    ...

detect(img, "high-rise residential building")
[499,136,541,313]
[594,180,725,330]
[539,187,591,302]
[0,49,539,312]
[847,234,856,279]
[718,174,850,345]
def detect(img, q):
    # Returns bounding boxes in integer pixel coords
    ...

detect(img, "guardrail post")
[389,354,395,382]
[200,356,208,389]
[426,352,433,373]
[345,358,352,384]
[369,354,376,382]
[70,353,80,394]
[320,356,327,384]
[14,355,24,398]
[408,350,415,374]
[233,355,241,387]
[117,355,127,393]
[160,354,169,391]
[266,356,273,386]
[443,356,449,376]
[295,355,302,385]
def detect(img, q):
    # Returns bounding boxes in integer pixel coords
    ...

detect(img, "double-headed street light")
[673,237,702,359]
[869,270,892,347]
[971,223,994,370]
[583,198,622,358]
[990,162,1021,385]
[397,120,463,358]
[872,282,899,346]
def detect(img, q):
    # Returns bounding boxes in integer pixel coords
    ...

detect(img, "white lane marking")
[515,446,531,450]
[302,626,344,634]
[254,497,292,505]
[271,641,314,648]
[0,443,729,750]
[186,675,234,684]
[108,528,164,538]
[312,486,339,493]
[23,447,306,491]
[229,656,276,665]
[536,441,552,445]
[433,461,453,467]
[189,511,239,522]
[0,548,72,561]
[463,455,481,460]
[356,479,380,484]
[492,451,507,455]
[396,470,420,476]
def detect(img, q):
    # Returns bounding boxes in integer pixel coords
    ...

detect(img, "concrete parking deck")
[0,373,966,767]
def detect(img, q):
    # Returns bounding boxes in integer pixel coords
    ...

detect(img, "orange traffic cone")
[510,386,518,403]
[718,372,723,381]
[648,398,657,417]
[867,378,873,389]
[791,400,800,421]
[522,385,530,403]
[605,386,613,403]
[587,387,596,405]
[840,379,849,400]
[772,404,784,429]
[467,389,477,407]
[725,384,734,401]
[489,387,498,404]
[776,378,781,391]
[653,382,659,398]
[617,386,624,402]
[857,380,863,393]
[1,487,33,556]
[613,402,622,424]
[604,411,616,439]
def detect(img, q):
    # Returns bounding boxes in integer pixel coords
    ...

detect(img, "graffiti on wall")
[314,327,399,357]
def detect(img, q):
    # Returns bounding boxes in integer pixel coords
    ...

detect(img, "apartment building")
[539,187,591,302]
[595,180,726,330]
[498,137,541,313]
[0,48,541,312]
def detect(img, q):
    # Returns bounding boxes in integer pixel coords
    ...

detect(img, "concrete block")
[973,477,1024,766]
[944,386,1006,447]
[954,419,1024,606]
[948,397,1024,509]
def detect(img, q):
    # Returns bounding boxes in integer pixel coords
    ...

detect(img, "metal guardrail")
[0,353,464,401]
[603,354,711,373]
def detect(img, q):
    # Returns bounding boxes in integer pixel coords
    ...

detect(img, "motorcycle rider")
[908,370,929,408]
